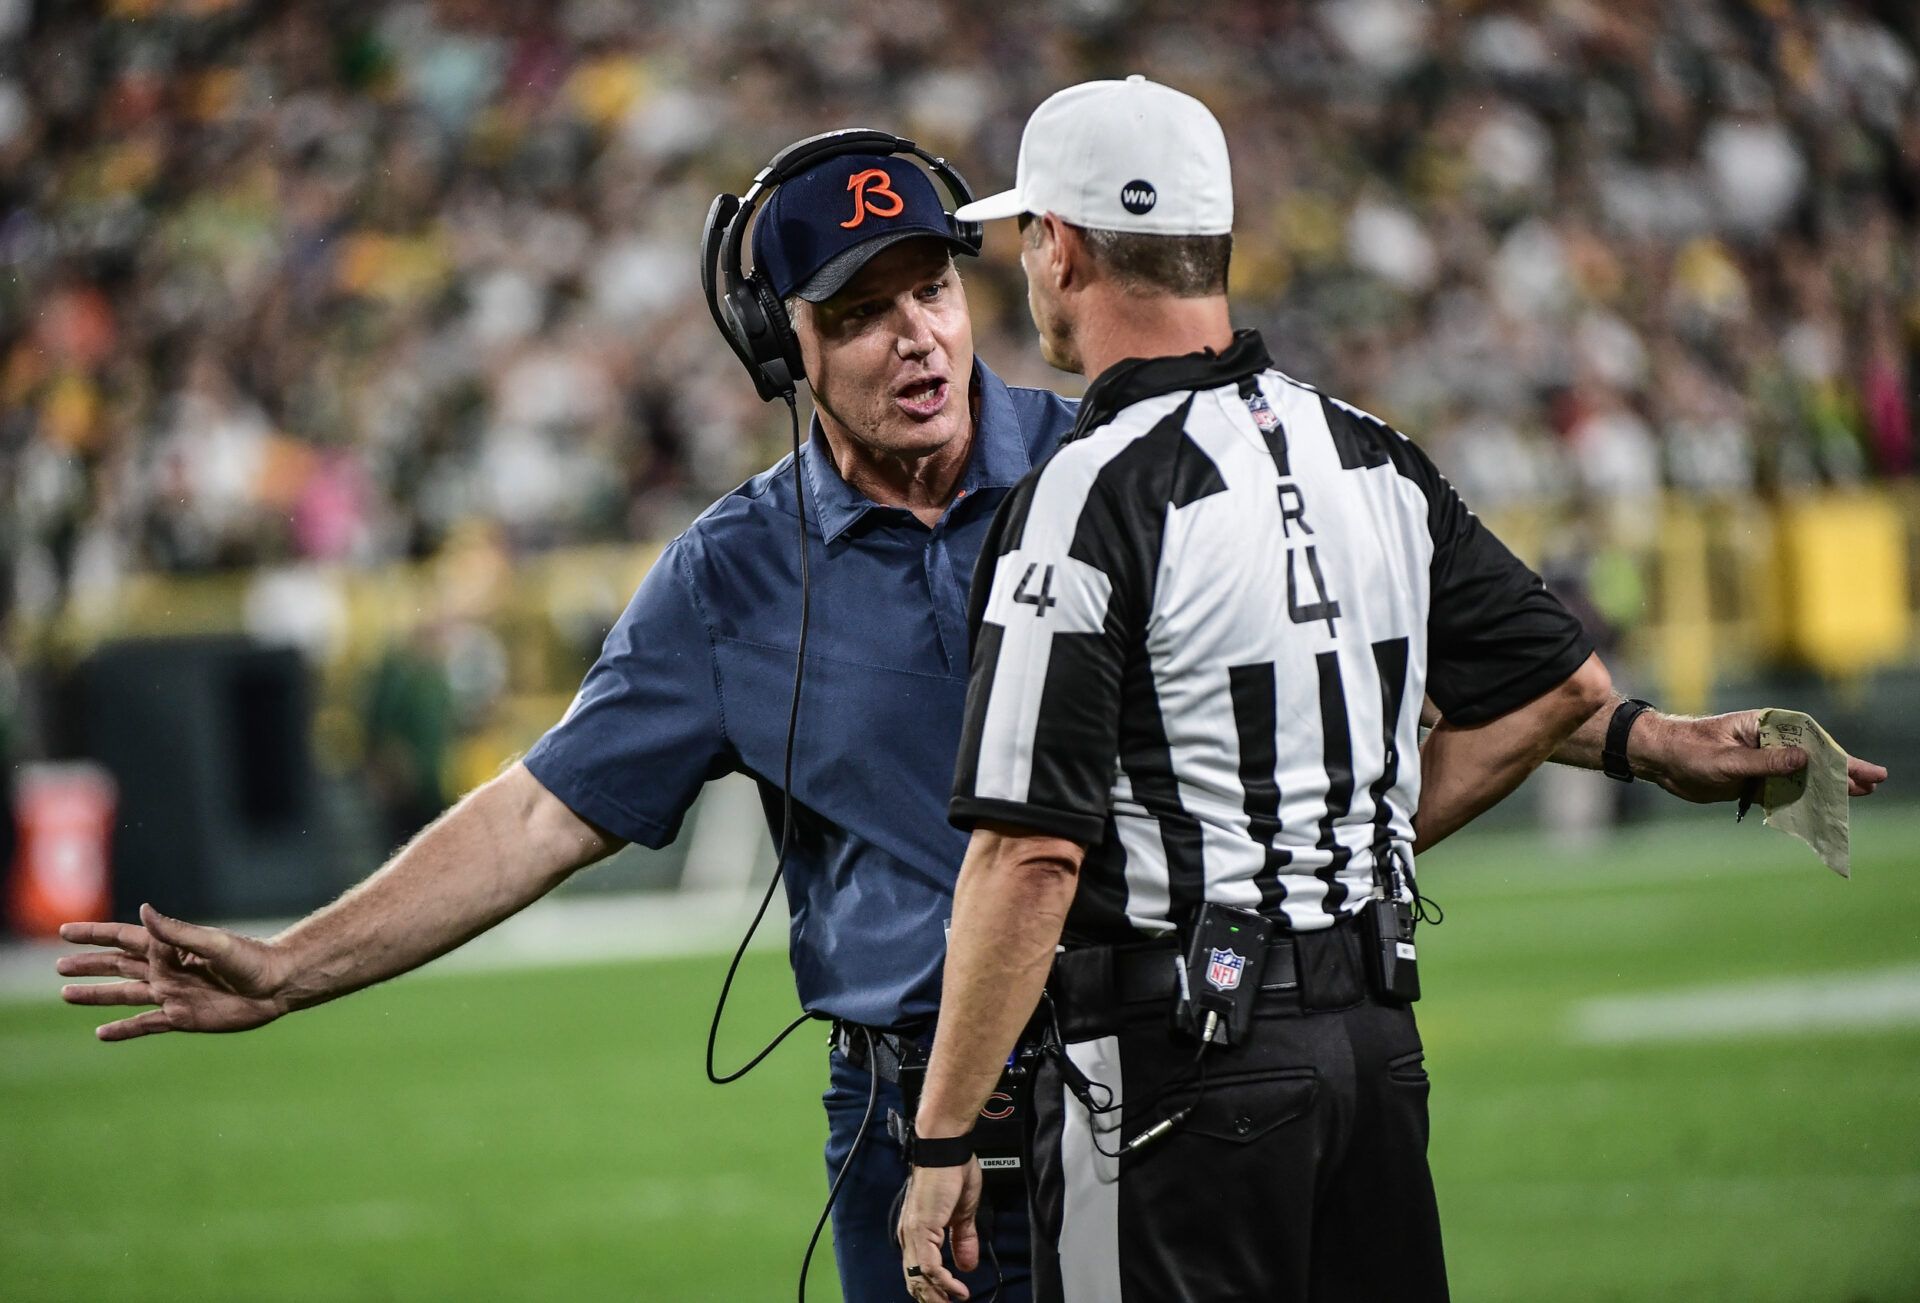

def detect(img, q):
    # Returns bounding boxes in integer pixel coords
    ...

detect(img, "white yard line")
[0,889,783,1005]
[5,1172,788,1254]
[1569,964,1920,1043]
[1466,1171,1920,1217]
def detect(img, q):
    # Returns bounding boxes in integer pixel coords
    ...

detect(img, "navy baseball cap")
[751,153,975,303]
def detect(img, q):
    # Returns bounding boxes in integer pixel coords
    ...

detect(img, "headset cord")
[695,392,852,1301]
[978,1193,1004,1303]
[707,392,822,1085]
[1041,995,1218,1160]
[800,1026,879,1303]
[693,399,975,1297]
[1400,846,1444,926]
[1083,1033,1215,1161]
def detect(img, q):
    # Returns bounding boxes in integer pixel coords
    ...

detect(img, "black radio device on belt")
[893,1045,1041,1192]
[1171,902,1272,1047]
[1358,849,1421,1003]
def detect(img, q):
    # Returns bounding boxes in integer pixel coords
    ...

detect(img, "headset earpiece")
[715,267,800,403]
[924,155,985,255]
[749,277,801,401]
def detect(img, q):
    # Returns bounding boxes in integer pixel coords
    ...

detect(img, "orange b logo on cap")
[841,168,904,228]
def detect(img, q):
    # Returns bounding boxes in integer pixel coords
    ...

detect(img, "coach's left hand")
[898,1157,982,1301]
[1635,709,1887,804]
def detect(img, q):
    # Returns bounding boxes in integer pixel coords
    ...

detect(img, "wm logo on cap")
[1121,180,1157,214]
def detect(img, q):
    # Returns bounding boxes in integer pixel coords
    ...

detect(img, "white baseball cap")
[954,75,1233,235]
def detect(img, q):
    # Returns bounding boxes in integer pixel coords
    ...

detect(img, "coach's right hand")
[57,903,287,1041]
[54,766,624,1043]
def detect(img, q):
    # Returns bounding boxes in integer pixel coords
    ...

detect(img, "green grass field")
[6,804,1920,1301]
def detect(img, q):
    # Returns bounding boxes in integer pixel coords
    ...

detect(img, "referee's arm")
[913,829,1082,1143]
[919,823,1083,1139]
[1402,430,1615,849]
[897,821,1082,1298]
[1405,431,1888,806]
[1420,691,1889,803]
[918,455,1133,1136]
[1414,653,1614,853]
[904,453,1135,1296]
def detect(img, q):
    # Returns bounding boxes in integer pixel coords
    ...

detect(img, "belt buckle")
[833,1021,860,1062]
[1258,935,1301,992]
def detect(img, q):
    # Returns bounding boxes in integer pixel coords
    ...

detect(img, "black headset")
[700,128,984,403]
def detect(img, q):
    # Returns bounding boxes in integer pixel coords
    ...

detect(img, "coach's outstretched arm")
[1414,652,1615,853]
[56,763,621,1041]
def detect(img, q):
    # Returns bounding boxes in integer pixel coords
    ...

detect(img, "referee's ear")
[1032,211,1086,294]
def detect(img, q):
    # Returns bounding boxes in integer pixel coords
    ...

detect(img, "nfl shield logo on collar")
[1205,947,1246,991]
[1245,392,1280,434]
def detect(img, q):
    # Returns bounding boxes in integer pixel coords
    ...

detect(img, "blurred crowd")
[1,0,1917,626]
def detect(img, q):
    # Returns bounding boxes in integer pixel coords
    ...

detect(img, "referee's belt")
[1047,935,1300,1029]
[830,1021,926,1083]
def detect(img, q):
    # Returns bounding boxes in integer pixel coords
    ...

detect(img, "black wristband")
[1603,698,1654,783]
[906,1123,974,1168]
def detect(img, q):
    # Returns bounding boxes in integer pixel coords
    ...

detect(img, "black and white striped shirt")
[949,331,1591,939]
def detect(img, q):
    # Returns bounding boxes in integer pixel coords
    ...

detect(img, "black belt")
[833,940,1307,1071]
[1048,935,1302,1036]
[830,1021,925,1083]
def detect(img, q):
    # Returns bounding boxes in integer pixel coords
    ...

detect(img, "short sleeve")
[1412,452,1593,724]
[522,542,733,847]
[949,458,1136,846]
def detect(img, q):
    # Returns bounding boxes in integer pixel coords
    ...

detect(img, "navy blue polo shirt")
[523,360,1078,1029]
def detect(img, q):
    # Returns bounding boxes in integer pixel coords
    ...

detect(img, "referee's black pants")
[1029,924,1448,1302]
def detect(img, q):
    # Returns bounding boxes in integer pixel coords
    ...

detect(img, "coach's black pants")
[1029,925,1448,1302]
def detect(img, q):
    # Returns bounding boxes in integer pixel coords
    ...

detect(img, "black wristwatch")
[904,1120,975,1168]
[1602,698,1655,782]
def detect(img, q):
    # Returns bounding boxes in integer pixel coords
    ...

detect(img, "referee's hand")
[1636,710,1887,804]
[897,1158,983,1301]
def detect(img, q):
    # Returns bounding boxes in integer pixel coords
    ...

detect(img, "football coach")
[63,141,1078,1302]
[59,123,1880,1301]
[895,77,1887,1301]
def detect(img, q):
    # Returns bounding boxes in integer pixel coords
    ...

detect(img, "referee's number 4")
[1013,562,1058,616]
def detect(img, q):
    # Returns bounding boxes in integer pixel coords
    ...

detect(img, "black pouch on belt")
[896,1048,1038,1191]
[1358,891,1420,1003]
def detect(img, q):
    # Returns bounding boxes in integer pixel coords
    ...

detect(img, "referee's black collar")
[1069,328,1272,441]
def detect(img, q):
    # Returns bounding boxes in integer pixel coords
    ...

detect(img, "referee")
[897,78,1616,1300]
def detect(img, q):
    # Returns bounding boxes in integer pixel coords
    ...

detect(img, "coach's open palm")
[57,903,286,1041]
